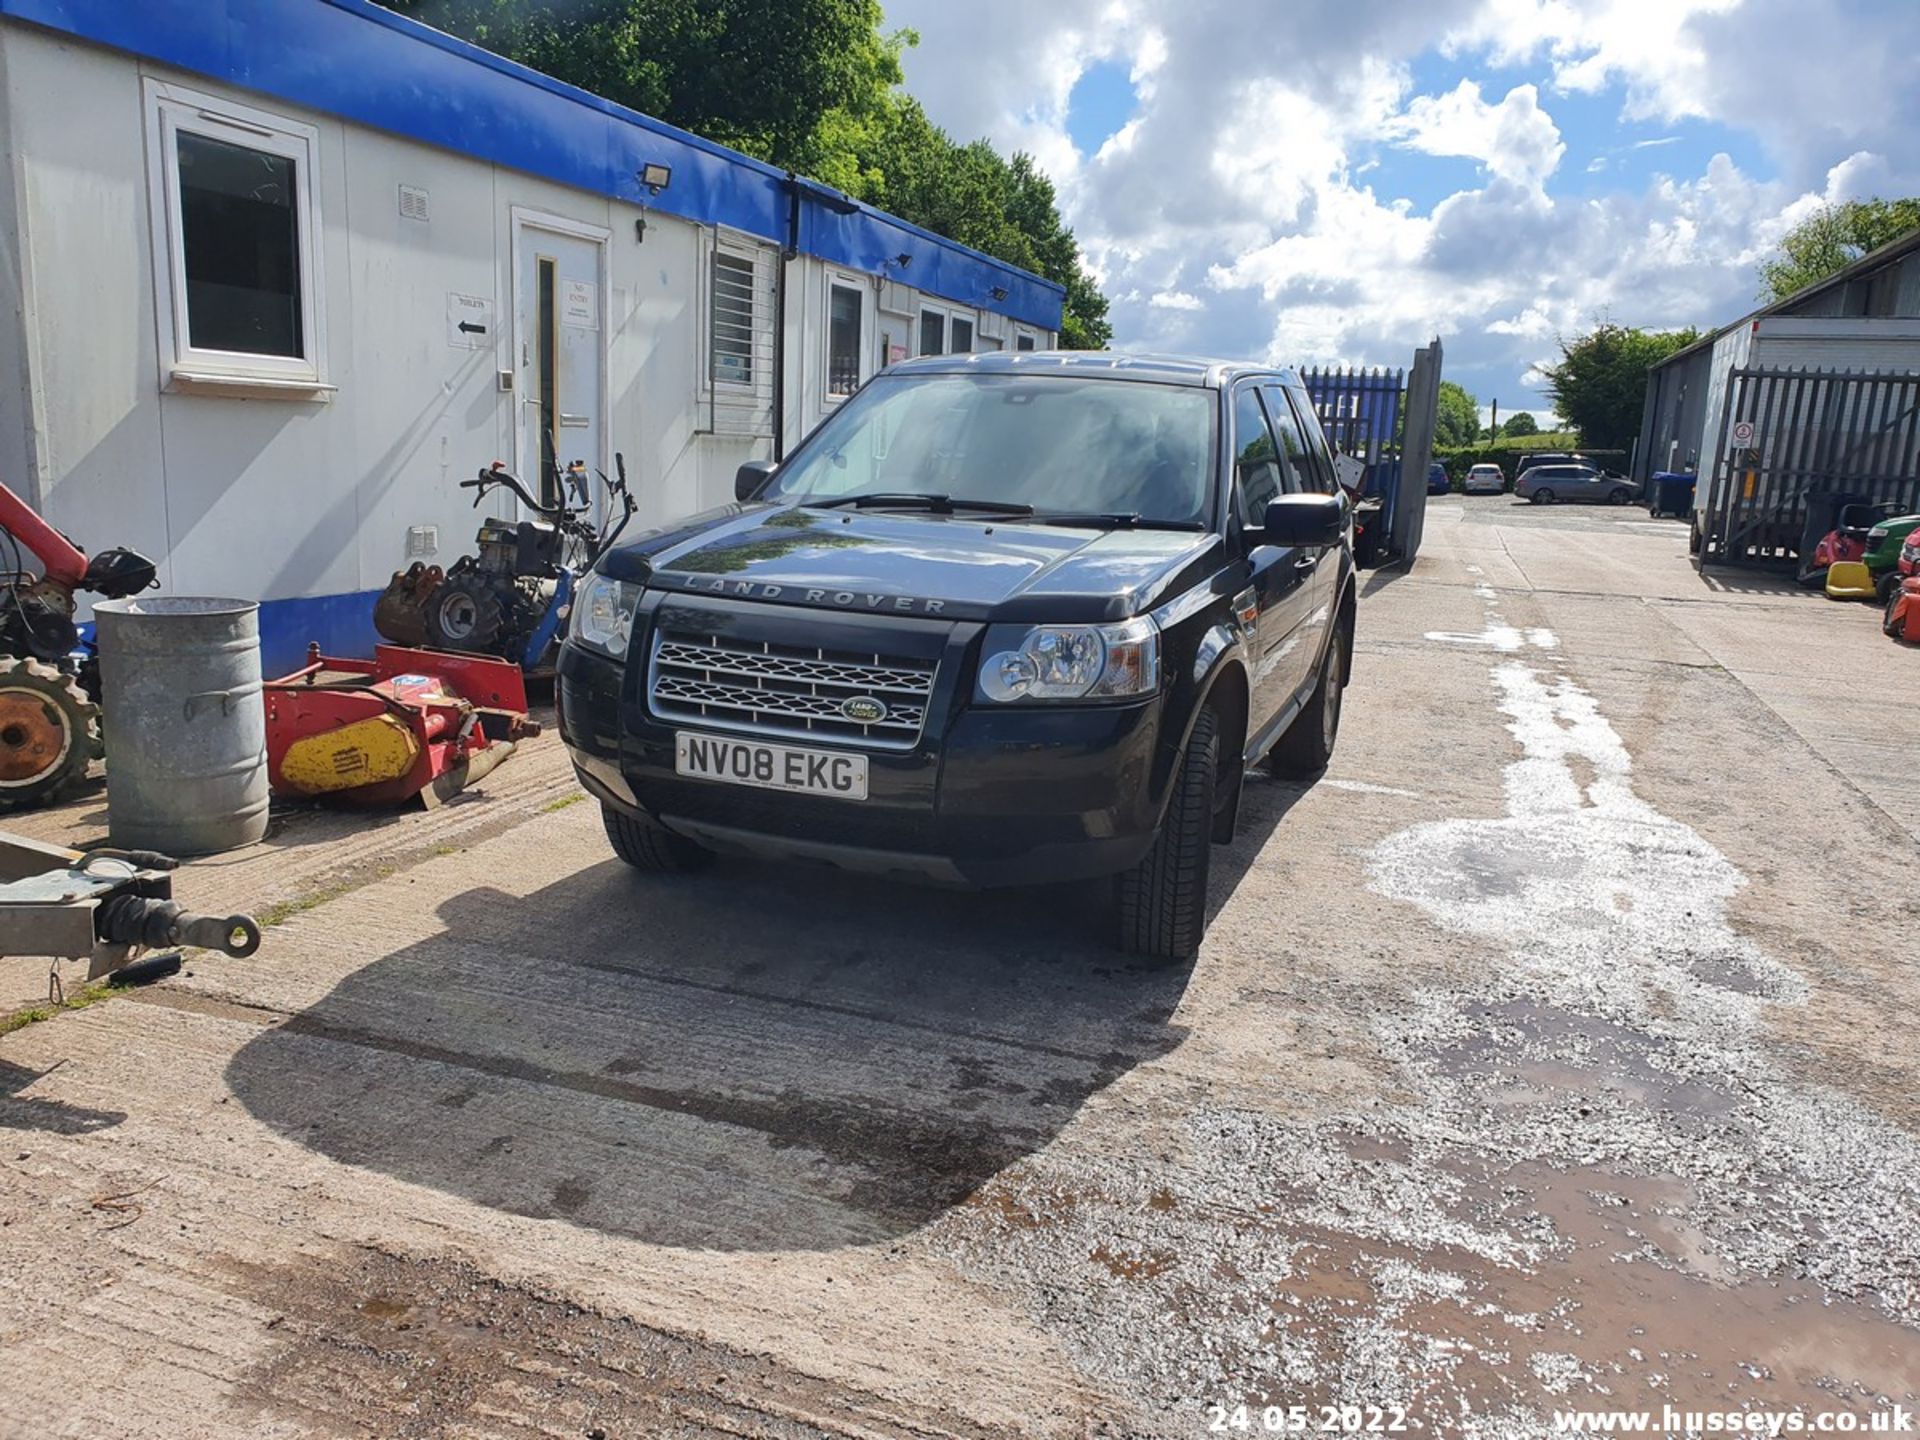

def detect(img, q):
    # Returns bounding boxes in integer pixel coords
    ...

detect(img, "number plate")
[674,732,869,800]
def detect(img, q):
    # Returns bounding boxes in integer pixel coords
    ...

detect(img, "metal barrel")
[92,597,270,856]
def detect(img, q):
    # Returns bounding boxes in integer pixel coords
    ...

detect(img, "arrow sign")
[447,292,494,349]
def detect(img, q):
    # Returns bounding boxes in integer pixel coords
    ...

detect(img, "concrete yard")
[3,497,1918,1437]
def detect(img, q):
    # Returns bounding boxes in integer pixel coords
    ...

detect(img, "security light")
[640,162,672,195]
[990,285,1009,301]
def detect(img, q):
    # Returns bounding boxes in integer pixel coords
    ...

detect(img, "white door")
[514,214,607,510]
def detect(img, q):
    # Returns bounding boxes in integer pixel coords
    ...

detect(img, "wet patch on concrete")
[926,601,1920,1433]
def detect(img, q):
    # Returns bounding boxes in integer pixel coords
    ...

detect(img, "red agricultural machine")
[0,478,156,812]
[264,644,539,808]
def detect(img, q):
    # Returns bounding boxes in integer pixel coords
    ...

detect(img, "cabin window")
[828,283,864,398]
[710,251,757,387]
[146,81,325,389]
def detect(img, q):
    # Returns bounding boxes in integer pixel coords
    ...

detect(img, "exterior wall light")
[640,162,672,195]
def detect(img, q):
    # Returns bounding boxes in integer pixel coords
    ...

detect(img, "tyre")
[1267,617,1347,780]
[1530,488,1555,505]
[0,656,100,812]
[1888,588,1906,638]
[602,802,714,873]
[1877,572,1901,607]
[425,571,506,651]
[1115,707,1219,964]
[1607,488,1631,505]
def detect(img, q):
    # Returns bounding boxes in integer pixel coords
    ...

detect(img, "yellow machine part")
[280,713,421,795]
[1824,560,1877,600]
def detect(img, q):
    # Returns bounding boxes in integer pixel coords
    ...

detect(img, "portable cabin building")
[0,0,1065,671]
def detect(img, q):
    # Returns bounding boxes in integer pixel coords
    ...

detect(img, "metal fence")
[1699,366,1920,567]
[1302,344,1441,565]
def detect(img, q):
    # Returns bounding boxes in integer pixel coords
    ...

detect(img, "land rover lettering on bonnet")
[558,351,1357,961]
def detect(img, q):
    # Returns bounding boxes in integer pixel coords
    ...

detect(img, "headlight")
[568,573,642,657]
[977,617,1159,703]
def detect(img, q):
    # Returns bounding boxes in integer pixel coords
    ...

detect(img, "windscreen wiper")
[1028,512,1206,531]
[807,492,1034,516]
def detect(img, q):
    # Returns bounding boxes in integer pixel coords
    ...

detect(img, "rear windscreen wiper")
[807,492,1034,516]
[1029,512,1206,531]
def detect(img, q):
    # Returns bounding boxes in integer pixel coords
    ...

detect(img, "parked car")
[1515,464,1634,505]
[558,352,1358,961]
[1427,462,1451,495]
[1463,463,1505,495]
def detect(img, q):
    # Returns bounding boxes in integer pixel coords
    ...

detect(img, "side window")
[1232,387,1285,529]
[1262,385,1327,495]
[1286,387,1337,493]
[827,283,863,398]
[952,315,974,353]
[146,81,324,384]
[1016,333,1036,352]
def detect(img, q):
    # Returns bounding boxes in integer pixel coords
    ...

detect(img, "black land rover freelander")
[557,352,1356,960]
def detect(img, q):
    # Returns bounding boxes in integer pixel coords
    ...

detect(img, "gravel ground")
[2,498,1916,1438]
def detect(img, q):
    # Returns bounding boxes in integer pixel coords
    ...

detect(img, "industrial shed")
[0,0,1064,671]
[1635,227,1920,490]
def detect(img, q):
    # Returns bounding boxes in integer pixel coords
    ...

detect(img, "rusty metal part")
[0,656,98,809]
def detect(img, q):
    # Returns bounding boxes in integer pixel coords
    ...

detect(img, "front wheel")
[1115,707,1219,965]
[602,803,714,873]
[1530,488,1555,505]
[1607,488,1631,505]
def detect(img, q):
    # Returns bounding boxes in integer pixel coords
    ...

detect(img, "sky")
[876,0,1920,421]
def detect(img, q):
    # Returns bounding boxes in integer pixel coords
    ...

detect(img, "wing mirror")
[734,459,777,503]
[1260,493,1344,547]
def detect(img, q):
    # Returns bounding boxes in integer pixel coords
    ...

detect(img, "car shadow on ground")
[223,760,1323,1252]
[224,843,1204,1251]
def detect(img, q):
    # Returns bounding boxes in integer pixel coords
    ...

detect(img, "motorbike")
[374,453,634,672]
[0,477,157,810]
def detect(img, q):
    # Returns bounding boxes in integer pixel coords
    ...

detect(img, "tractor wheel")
[0,656,100,812]
[425,572,506,652]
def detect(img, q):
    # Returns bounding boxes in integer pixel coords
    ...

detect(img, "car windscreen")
[766,373,1218,525]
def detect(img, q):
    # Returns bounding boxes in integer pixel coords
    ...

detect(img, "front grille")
[648,632,937,749]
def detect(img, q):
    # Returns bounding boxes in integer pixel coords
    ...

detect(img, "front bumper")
[557,615,1169,888]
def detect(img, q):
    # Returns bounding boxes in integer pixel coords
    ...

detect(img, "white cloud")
[1149,290,1204,310]
[1390,81,1565,189]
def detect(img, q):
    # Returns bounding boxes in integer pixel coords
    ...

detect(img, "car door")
[1229,382,1318,733]
[1272,381,1341,660]
[1571,466,1604,501]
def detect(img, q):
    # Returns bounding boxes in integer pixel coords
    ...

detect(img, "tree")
[1501,411,1540,438]
[1539,324,1699,451]
[378,0,1112,346]
[1759,198,1920,302]
[1434,381,1480,448]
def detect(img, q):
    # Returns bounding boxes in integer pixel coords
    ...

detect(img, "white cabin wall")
[2,30,171,584]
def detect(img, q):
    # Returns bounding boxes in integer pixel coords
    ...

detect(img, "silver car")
[1515,464,1634,505]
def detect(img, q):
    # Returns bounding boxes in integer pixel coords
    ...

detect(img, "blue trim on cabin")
[0,0,1066,331]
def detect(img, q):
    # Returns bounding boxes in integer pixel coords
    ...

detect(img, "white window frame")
[696,227,776,437]
[918,301,977,357]
[824,271,869,403]
[143,80,328,394]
